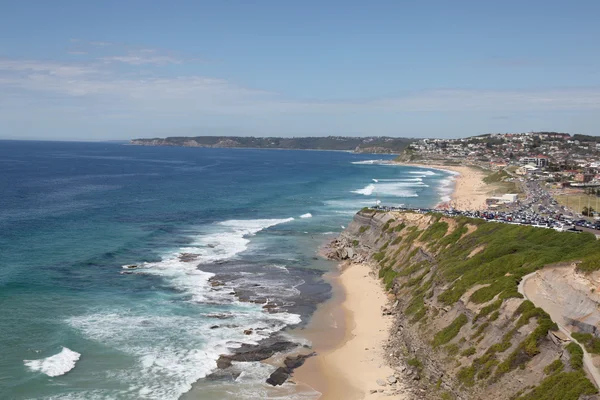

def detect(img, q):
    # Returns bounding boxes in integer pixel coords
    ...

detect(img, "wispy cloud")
[99,54,182,65]
[1,40,599,130]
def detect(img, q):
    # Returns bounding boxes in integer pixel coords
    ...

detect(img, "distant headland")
[129,135,413,154]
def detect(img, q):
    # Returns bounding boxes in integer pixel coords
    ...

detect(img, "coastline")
[293,262,406,399]
[394,162,488,210]
[292,162,489,399]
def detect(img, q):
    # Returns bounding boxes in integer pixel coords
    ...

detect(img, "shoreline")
[394,162,489,210]
[292,262,407,399]
[291,162,489,398]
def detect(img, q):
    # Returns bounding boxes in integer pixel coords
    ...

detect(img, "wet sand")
[292,263,407,399]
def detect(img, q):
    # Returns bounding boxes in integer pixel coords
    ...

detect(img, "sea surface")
[0,141,453,399]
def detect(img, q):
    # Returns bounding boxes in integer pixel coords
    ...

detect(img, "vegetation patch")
[391,236,403,245]
[543,359,564,375]
[433,314,468,347]
[420,221,449,243]
[566,342,584,370]
[358,225,370,234]
[394,222,406,232]
[571,332,600,354]
[474,299,503,322]
[483,169,510,184]
[457,365,476,387]
[515,371,597,400]
[461,346,476,357]
[373,252,385,262]
[407,357,423,371]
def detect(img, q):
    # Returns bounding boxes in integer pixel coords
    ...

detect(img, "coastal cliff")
[327,209,600,400]
[129,136,413,154]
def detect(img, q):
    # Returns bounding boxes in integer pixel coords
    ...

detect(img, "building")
[574,173,595,183]
[520,155,548,167]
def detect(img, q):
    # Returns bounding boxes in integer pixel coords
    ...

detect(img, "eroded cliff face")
[327,210,599,400]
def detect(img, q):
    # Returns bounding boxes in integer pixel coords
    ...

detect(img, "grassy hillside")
[353,210,600,399]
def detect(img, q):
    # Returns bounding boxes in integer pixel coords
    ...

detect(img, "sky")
[1,0,600,140]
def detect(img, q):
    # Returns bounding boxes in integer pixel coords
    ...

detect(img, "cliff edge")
[326,209,600,400]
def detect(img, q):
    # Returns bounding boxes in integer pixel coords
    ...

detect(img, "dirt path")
[518,271,600,388]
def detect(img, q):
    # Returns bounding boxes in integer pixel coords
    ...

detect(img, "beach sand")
[292,162,489,398]
[293,263,408,399]
[397,163,489,210]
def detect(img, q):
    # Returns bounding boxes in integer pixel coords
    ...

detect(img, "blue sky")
[1,0,599,140]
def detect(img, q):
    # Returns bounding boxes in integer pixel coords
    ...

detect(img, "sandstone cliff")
[327,210,600,400]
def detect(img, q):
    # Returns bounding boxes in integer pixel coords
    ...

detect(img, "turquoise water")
[0,141,453,399]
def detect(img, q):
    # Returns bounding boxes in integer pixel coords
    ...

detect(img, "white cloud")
[99,54,182,65]
[0,55,599,124]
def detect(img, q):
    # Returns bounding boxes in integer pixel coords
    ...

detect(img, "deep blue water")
[0,141,453,399]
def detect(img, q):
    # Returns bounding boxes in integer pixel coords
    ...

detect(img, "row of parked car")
[372,206,600,233]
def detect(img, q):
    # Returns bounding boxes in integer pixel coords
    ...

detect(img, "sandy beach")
[292,162,489,399]
[293,262,408,399]
[396,162,489,210]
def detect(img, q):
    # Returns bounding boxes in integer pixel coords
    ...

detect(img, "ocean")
[0,141,454,399]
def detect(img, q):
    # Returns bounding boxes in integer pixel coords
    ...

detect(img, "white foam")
[351,182,421,197]
[299,213,312,219]
[437,176,457,204]
[351,159,391,165]
[408,170,437,176]
[376,177,423,182]
[24,347,81,377]
[67,304,302,400]
[130,217,295,303]
[351,184,375,195]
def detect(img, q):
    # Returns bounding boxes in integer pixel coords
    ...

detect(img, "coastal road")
[518,271,600,389]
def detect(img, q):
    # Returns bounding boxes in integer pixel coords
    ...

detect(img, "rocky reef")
[327,209,600,400]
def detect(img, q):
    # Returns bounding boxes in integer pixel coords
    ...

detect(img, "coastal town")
[395,132,600,227]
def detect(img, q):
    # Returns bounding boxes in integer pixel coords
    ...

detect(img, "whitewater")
[0,142,453,399]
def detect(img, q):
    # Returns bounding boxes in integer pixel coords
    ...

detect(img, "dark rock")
[243,329,253,335]
[205,369,241,382]
[266,367,289,386]
[179,253,199,262]
[124,265,137,269]
[210,325,219,329]
[226,340,298,362]
[216,356,232,369]
[283,353,314,369]
[205,313,233,319]
[264,353,315,386]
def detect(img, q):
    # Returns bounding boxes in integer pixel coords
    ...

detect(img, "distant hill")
[129,136,414,154]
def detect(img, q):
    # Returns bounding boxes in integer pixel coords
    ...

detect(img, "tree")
[582,206,595,216]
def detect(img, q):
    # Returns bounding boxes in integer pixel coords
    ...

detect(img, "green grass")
[571,332,600,354]
[394,222,406,232]
[566,342,584,370]
[515,371,597,400]
[367,211,600,395]
[419,221,449,243]
[474,299,503,322]
[433,314,468,347]
[358,225,370,234]
[373,252,385,262]
[483,169,510,184]
[461,347,476,357]
[352,239,359,247]
[543,359,564,375]
[457,365,476,387]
